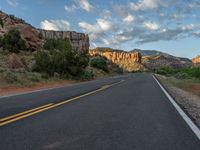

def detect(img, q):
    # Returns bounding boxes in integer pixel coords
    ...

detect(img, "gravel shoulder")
[157,75,200,128]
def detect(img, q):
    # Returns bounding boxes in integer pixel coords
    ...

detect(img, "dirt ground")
[0,80,76,96]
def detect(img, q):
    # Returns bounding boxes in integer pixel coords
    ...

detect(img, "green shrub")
[80,70,94,80]
[43,39,72,51]
[112,64,123,74]
[2,70,18,83]
[180,67,200,79]
[175,72,190,79]
[155,67,177,76]
[34,39,89,77]
[1,29,27,53]
[90,56,108,72]
[156,67,200,79]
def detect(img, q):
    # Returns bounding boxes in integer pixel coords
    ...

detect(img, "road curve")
[0,73,200,150]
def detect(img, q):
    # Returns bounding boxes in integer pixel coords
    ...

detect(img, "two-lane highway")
[0,73,200,150]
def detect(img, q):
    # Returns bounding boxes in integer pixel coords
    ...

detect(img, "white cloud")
[40,20,70,31]
[7,0,18,7]
[143,21,160,30]
[102,38,110,45]
[130,0,160,11]
[97,19,115,31]
[64,4,77,12]
[76,0,93,12]
[79,18,116,41]
[123,14,134,23]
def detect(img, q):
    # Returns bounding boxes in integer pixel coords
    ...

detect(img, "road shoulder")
[156,74,200,129]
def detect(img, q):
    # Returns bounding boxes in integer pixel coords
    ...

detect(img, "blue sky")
[1,0,200,58]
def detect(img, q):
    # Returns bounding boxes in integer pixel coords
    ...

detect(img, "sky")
[0,0,200,58]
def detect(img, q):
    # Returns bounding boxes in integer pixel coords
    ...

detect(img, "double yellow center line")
[0,80,124,127]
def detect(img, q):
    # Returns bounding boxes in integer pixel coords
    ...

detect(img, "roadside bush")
[79,70,94,80]
[174,72,190,79]
[112,64,123,74]
[34,39,89,77]
[156,67,200,79]
[1,29,27,53]
[90,56,108,72]
[2,70,18,83]
[155,67,177,76]
[181,67,200,79]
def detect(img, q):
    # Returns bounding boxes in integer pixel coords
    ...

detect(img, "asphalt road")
[0,73,200,150]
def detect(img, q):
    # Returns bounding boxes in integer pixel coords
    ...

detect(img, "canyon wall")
[38,30,89,52]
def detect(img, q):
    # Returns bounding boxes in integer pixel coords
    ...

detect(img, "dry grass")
[157,74,200,97]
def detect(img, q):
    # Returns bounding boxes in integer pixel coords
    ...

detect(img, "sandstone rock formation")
[6,53,27,69]
[0,11,89,52]
[89,48,145,72]
[90,47,192,72]
[192,55,200,64]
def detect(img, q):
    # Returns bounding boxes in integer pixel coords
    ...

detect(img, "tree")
[90,56,108,72]
[34,39,89,77]
[2,29,26,53]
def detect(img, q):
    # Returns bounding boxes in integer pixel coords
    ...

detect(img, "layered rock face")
[192,56,200,64]
[38,30,89,52]
[89,49,145,72]
[0,11,89,52]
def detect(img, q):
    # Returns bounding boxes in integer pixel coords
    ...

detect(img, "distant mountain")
[131,49,173,57]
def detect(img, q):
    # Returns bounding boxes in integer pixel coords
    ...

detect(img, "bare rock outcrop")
[192,55,200,64]
[6,53,27,69]
[89,48,145,72]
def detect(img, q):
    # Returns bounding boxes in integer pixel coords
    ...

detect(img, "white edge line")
[153,75,200,140]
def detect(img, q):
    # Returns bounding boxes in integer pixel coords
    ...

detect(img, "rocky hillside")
[89,48,192,71]
[142,55,192,70]
[0,11,89,52]
[131,49,172,57]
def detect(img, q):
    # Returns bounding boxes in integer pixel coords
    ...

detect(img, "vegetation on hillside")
[34,39,89,78]
[90,56,108,72]
[156,67,200,79]
[0,29,27,53]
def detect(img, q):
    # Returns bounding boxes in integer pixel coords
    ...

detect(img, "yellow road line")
[0,80,125,126]
[0,104,56,126]
[0,103,54,122]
